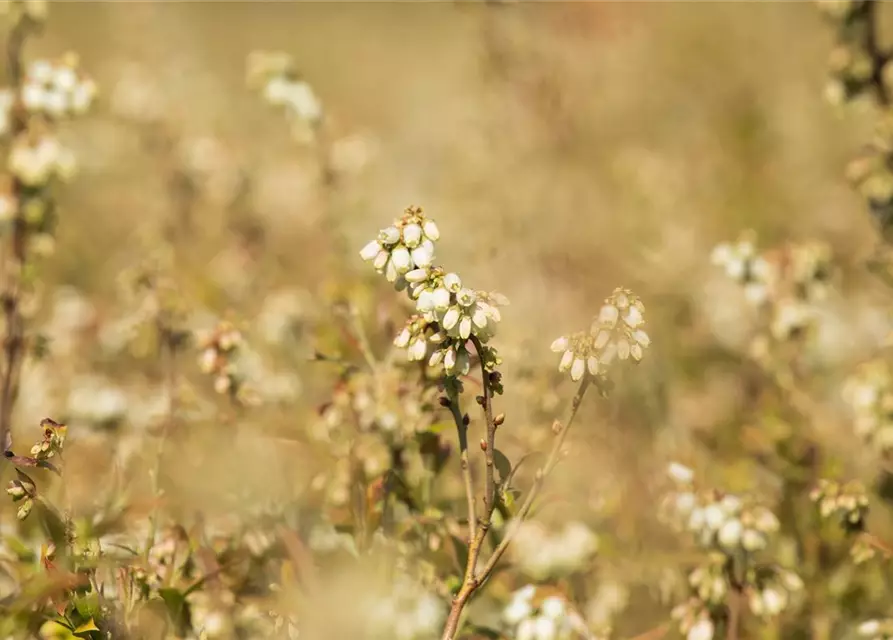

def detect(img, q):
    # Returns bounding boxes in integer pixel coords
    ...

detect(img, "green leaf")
[158,588,190,634]
[449,535,469,575]
[423,421,453,435]
[74,619,99,635]
[73,592,100,620]
[492,449,512,483]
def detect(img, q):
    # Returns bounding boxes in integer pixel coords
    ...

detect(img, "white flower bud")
[593,329,611,350]
[417,290,435,312]
[632,329,650,347]
[718,518,743,549]
[390,247,412,273]
[587,356,599,376]
[630,343,644,362]
[741,528,765,552]
[516,619,536,640]
[409,338,428,361]
[360,240,382,261]
[422,220,440,241]
[444,272,461,292]
[667,462,694,484]
[410,244,433,269]
[385,257,398,282]
[540,596,565,619]
[429,331,446,344]
[405,268,428,283]
[432,288,451,311]
[444,347,457,372]
[559,350,574,372]
[442,307,461,331]
[703,504,725,530]
[373,249,389,271]
[428,349,444,367]
[858,620,881,636]
[380,226,400,245]
[394,328,411,348]
[761,587,786,615]
[598,304,619,328]
[617,339,631,360]
[459,315,472,340]
[402,223,423,248]
[550,336,568,353]
[472,306,489,329]
[570,358,586,381]
[533,616,556,640]
[687,618,714,640]
[623,305,644,328]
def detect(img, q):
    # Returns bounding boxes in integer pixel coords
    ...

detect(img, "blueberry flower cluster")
[361,205,508,377]
[550,287,650,381]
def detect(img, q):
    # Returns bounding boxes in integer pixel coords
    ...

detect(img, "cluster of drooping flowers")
[20,53,97,120]
[5,418,66,520]
[711,233,833,342]
[662,463,802,636]
[360,574,446,640]
[661,463,780,554]
[360,205,439,284]
[360,205,508,377]
[810,478,882,563]
[550,287,650,381]
[816,0,885,107]
[196,320,244,396]
[842,357,893,455]
[247,50,323,143]
[510,520,599,580]
[502,585,591,640]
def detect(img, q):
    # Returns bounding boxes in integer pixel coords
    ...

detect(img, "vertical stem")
[0,14,34,457]
[440,377,591,640]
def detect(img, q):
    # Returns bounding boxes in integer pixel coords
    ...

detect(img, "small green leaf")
[449,535,469,574]
[492,449,512,483]
[74,619,99,635]
[159,588,190,634]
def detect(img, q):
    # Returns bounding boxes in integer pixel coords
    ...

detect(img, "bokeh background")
[10,2,893,637]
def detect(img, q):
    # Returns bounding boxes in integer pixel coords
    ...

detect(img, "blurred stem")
[440,376,591,640]
[724,557,744,640]
[0,12,35,461]
[145,329,179,561]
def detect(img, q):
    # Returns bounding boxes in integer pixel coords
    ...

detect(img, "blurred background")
[11,2,893,636]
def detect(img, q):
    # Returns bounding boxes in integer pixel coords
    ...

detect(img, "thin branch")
[440,376,591,640]
[0,13,34,459]
[471,336,497,517]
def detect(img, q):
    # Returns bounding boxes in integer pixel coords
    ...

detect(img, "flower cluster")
[502,586,590,640]
[816,0,885,106]
[196,320,244,396]
[510,520,599,579]
[361,205,508,377]
[8,129,76,188]
[361,574,446,640]
[20,53,97,120]
[550,287,650,381]
[247,50,323,143]
[711,234,833,342]
[5,418,66,520]
[842,357,893,455]
[810,478,870,530]
[359,205,439,283]
[663,463,802,637]
[661,462,780,553]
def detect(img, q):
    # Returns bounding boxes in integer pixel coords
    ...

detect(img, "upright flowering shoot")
[551,287,650,381]
[361,205,507,378]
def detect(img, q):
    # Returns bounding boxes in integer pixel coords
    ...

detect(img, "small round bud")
[494,413,505,426]
[480,439,487,451]
[552,420,562,435]
[439,397,451,408]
